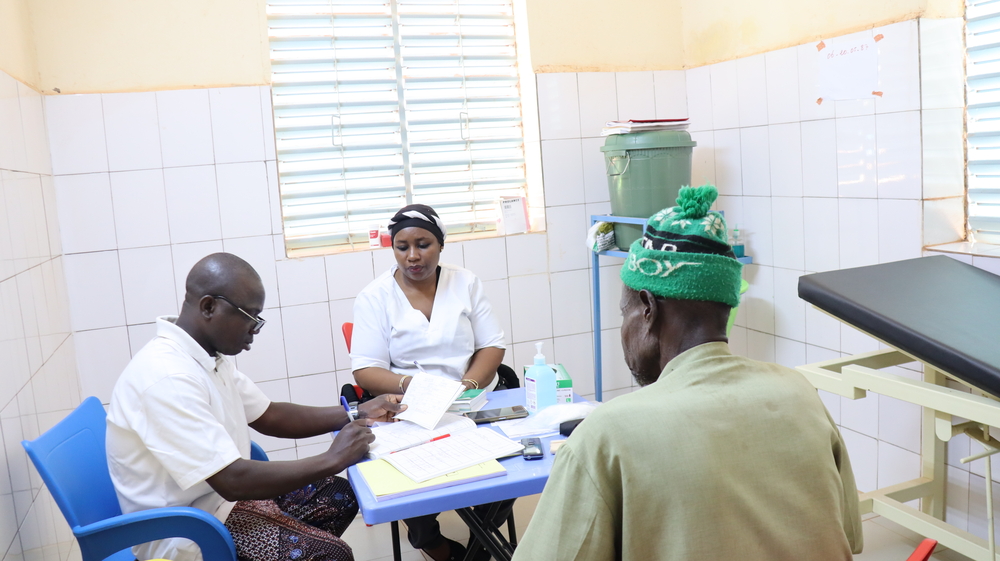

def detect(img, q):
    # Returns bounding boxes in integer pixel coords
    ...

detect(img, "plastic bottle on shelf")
[730,225,744,258]
[524,342,557,413]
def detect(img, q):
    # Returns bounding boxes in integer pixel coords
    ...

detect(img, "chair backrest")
[342,322,354,353]
[21,396,123,529]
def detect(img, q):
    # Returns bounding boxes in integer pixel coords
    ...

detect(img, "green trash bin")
[601,130,697,249]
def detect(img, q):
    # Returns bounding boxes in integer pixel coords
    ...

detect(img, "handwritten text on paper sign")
[816,34,879,101]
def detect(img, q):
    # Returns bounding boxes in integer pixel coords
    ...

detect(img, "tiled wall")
[0,69,80,561]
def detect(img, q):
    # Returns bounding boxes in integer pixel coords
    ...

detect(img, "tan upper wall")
[0,0,965,93]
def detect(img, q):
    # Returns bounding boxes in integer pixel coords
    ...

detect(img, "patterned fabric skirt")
[225,476,359,561]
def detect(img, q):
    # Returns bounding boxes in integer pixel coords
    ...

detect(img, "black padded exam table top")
[798,256,1000,398]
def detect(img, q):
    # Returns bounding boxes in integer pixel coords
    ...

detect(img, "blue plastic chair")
[21,396,270,561]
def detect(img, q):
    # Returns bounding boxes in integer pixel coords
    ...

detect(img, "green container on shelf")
[600,130,696,249]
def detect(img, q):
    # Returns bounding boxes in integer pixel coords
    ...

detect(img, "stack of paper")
[601,118,689,136]
[357,459,507,501]
[385,428,524,482]
[395,374,466,429]
[367,413,478,460]
[447,389,488,413]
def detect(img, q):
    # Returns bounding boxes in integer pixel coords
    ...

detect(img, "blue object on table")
[590,214,751,401]
[20,396,244,561]
[348,388,588,561]
[340,395,356,422]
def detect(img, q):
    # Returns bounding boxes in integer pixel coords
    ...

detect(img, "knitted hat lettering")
[620,185,743,307]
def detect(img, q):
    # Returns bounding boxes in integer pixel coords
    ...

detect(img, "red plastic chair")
[342,322,353,353]
[906,538,937,561]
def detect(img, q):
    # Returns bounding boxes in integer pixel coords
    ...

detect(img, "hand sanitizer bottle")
[525,342,557,413]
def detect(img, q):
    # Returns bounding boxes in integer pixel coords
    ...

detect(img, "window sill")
[925,241,1000,259]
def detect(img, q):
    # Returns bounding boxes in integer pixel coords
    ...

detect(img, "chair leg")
[506,513,517,548]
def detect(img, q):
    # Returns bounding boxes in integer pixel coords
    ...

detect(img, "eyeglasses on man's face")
[212,295,266,334]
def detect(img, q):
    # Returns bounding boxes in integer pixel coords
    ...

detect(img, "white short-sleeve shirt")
[350,263,505,382]
[106,316,271,561]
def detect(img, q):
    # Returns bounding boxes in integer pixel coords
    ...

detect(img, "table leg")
[456,507,514,561]
[391,520,402,561]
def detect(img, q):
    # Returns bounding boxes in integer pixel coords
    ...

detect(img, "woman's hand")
[357,394,407,423]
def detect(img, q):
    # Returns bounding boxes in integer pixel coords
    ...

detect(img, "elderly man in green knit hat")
[513,185,863,561]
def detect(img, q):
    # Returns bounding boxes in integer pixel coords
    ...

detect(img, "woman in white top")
[350,204,508,561]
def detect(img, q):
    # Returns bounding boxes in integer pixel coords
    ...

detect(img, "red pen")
[391,434,451,454]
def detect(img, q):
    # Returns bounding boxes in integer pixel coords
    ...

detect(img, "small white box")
[498,196,529,235]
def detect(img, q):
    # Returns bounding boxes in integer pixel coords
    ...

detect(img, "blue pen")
[340,396,356,422]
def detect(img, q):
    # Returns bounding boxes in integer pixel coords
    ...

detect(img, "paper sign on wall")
[817,34,878,101]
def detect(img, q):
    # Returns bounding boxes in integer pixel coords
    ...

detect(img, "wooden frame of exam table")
[798,316,1000,561]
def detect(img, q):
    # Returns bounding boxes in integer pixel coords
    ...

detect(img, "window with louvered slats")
[268,0,530,255]
[968,0,1000,243]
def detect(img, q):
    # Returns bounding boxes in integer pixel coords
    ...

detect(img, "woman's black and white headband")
[388,204,447,245]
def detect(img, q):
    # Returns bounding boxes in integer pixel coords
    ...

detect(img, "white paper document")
[817,35,878,100]
[394,374,466,430]
[384,428,524,483]
[368,413,477,460]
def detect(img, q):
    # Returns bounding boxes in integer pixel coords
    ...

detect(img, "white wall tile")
[581,137,609,204]
[110,170,171,249]
[765,47,800,124]
[438,240,464,270]
[710,61,740,130]
[553,332,595,396]
[545,204,588,272]
[713,129,742,196]
[797,42,836,121]
[875,111,921,200]
[737,54,768,127]
[119,246,177,325]
[102,92,162,172]
[281,302,335,377]
[615,71,655,120]
[923,197,964,246]
[771,197,805,270]
[841,323,878,355]
[652,70,687,119]
[550,269,592,337]
[772,267,805,341]
[805,303,840,351]
[288,371,340,408]
[742,196,773,266]
[740,126,770,197]
[325,250,375,301]
[577,73,618,138]
[275,257,328,307]
[685,66,713,132]
[508,274,552,343]
[163,165,223,244]
[744,264,774,333]
[209,86,266,164]
[506,232,548,277]
[541,139,585,207]
[800,119,839,198]
[74,327,131,404]
[922,108,964,199]
[842,390,879,439]
[482,279,512,350]
[974,255,1000,276]
[878,199,922,263]
[0,73,26,172]
[45,94,108,175]
[17,82,50,176]
[690,131,715,186]
[839,198,879,269]
[874,20,921,114]
[63,251,126,331]
[156,89,215,168]
[878,394,921,454]
[266,160,282,236]
[216,162,272,239]
[768,123,802,197]
[170,240,224,299]
[223,235,280,309]
[774,336,805,369]
[599,327,631,392]
[877,441,921,489]
[946,466,970,532]
[836,115,877,198]
[260,87,276,160]
[126,323,157,357]
[536,73,581,140]
[53,173,117,254]
[803,197,839,272]
[920,18,965,110]
[746,329,775,363]
[328,298,356,371]
[596,263,623,331]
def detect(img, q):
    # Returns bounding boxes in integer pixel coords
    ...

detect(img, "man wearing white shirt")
[106,253,405,561]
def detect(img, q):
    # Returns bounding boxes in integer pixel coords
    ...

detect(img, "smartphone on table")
[521,437,543,460]
[464,405,529,424]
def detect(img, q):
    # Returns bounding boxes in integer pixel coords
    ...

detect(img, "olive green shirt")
[514,342,862,561]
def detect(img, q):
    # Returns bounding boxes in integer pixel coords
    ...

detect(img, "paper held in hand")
[394,373,466,430]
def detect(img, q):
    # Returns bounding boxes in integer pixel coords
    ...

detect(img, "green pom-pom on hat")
[675,184,718,219]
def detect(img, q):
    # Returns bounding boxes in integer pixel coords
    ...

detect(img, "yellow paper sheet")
[357,459,506,500]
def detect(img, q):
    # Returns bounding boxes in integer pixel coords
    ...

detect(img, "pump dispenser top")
[533,342,545,365]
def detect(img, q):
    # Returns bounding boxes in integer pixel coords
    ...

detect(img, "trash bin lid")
[600,130,696,152]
